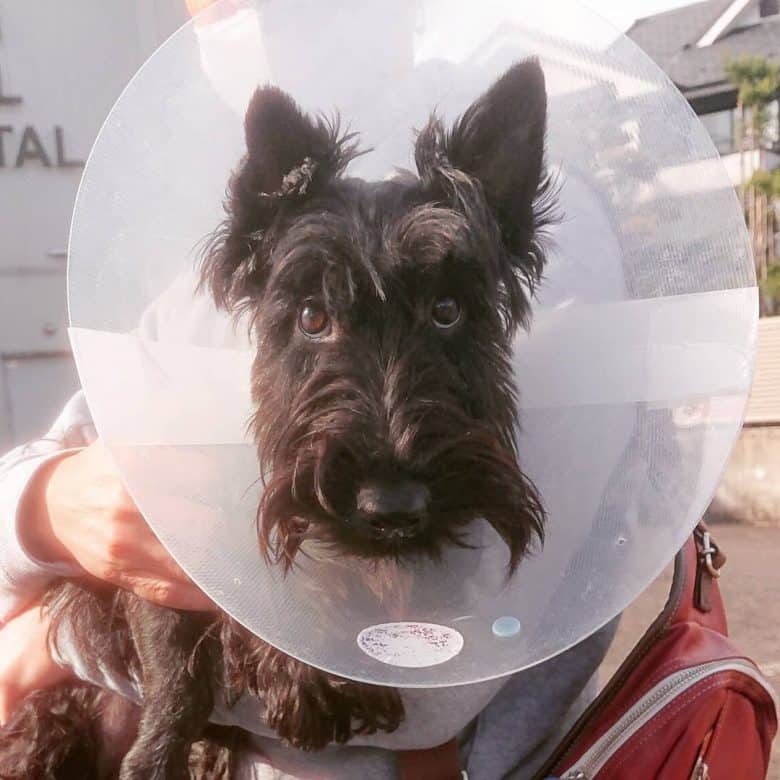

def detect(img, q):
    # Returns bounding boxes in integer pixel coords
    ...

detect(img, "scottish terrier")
[0,59,553,779]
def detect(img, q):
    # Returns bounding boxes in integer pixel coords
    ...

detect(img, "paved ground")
[599,524,780,779]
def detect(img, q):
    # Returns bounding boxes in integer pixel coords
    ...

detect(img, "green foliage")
[728,58,780,314]
[750,168,780,197]
[759,262,780,304]
[725,56,780,108]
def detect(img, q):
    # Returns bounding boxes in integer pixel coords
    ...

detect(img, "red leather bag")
[398,525,779,780]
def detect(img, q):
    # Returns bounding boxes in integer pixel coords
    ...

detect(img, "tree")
[759,262,780,311]
[725,56,780,315]
[751,168,780,312]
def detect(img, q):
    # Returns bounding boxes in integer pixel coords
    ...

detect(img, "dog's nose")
[355,479,430,540]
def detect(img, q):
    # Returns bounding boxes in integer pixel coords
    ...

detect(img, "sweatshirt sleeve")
[0,269,222,624]
[0,391,95,622]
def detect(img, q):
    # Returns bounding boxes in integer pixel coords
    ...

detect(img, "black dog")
[0,59,553,779]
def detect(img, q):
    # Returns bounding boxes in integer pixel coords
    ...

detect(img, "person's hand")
[0,602,71,726]
[22,440,214,611]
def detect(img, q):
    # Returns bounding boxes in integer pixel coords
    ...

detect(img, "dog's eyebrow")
[264,211,388,306]
[394,204,471,266]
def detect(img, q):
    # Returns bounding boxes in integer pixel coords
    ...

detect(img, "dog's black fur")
[0,60,553,779]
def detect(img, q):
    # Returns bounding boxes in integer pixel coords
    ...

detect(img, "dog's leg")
[118,599,213,780]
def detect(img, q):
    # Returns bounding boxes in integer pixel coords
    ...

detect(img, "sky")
[583,0,705,30]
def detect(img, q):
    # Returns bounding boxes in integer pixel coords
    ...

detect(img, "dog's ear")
[448,59,548,244]
[243,86,343,198]
[415,60,554,312]
[201,87,358,311]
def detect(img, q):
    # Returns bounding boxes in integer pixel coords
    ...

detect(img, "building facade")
[0,2,187,450]
[629,0,779,166]
[628,0,780,266]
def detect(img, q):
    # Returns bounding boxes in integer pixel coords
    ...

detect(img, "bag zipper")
[689,755,710,780]
[560,659,779,780]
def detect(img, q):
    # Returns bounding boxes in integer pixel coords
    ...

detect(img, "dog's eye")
[431,297,462,329]
[299,301,330,337]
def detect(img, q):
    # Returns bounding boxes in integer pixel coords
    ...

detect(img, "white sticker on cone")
[357,622,464,668]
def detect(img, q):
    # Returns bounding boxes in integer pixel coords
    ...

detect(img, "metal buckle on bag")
[693,526,726,611]
[700,531,721,579]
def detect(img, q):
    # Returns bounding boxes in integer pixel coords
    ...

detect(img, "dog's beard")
[255,413,544,577]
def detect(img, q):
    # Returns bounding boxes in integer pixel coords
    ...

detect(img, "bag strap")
[531,522,727,779]
[397,524,727,780]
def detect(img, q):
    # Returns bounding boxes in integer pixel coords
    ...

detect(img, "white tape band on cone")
[70,327,256,447]
[69,286,756,447]
[514,286,757,410]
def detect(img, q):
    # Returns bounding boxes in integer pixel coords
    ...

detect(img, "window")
[760,0,779,18]
[767,100,780,151]
[699,108,737,155]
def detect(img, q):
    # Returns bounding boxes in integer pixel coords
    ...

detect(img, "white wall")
[0,1,188,449]
[719,148,780,188]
